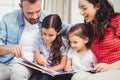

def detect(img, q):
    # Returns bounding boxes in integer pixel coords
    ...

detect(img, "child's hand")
[34,53,48,67]
[64,65,74,72]
[64,59,74,72]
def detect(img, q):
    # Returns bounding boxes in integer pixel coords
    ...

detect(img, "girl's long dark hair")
[42,14,62,66]
[86,0,120,42]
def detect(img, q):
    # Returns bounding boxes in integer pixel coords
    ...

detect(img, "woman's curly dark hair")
[85,0,120,42]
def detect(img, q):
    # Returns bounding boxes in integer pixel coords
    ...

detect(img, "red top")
[91,15,120,64]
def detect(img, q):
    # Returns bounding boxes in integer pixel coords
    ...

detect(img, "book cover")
[18,58,75,77]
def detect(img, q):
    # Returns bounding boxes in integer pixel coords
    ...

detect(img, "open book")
[18,58,76,77]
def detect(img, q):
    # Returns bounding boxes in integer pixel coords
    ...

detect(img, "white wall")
[71,0,84,24]
[0,0,20,20]
[109,0,120,12]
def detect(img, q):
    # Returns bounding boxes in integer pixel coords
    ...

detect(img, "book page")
[18,58,75,76]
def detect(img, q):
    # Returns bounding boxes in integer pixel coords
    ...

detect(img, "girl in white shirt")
[64,23,97,73]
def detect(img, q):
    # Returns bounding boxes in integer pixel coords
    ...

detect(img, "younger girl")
[64,23,97,74]
[30,14,69,80]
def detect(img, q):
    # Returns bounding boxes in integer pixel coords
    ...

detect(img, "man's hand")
[10,45,23,58]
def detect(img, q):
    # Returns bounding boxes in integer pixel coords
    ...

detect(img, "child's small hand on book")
[34,53,49,66]
[64,65,74,72]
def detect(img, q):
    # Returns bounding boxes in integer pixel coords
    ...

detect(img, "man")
[0,0,68,80]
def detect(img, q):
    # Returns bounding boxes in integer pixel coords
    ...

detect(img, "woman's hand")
[94,62,120,72]
[34,51,48,67]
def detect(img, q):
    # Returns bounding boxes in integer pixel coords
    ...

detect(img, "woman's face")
[42,28,57,45]
[78,0,99,22]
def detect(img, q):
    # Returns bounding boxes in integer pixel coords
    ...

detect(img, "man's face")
[20,0,42,24]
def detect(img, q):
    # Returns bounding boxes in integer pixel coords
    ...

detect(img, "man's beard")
[24,14,39,24]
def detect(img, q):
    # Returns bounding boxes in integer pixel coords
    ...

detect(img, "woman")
[72,0,120,80]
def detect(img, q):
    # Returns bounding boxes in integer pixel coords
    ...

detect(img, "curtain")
[43,0,71,24]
